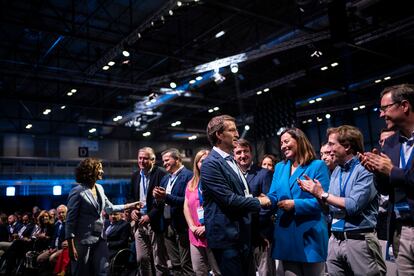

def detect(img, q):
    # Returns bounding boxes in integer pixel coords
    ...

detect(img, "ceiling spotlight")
[384,76,391,80]
[325,113,331,119]
[177,1,182,7]
[208,109,214,113]
[169,10,174,15]
[331,62,339,67]
[145,102,151,106]
[113,115,123,122]
[43,108,51,115]
[170,82,177,89]
[143,131,151,137]
[215,30,225,38]
[256,91,262,95]
[137,33,142,38]
[316,97,322,102]
[102,65,110,70]
[309,100,315,104]
[213,72,225,84]
[60,105,66,109]
[213,107,219,111]
[25,124,32,129]
[373,107,378,112]
[230,63,239,73]
[375,79,382,83]
[320,66,328,71]
[244,125,250,131]
[122,50,130,57]
[353,107,359,111]
[263,88,270,92]
[188,135,197,141]
[196,76,203,81]
[307,119,312,123]
[89,128,97,133]
[359,105,366,109]
[310,50,323,58]
[108,61,115,66]
[317,117,323,122]
[71,89,77,93]
[146,110,154,115]
[122,60,130,64]
[67,92,73,96]
[189,79,196,84]
[151,21,155,26]
[302,120,307,124]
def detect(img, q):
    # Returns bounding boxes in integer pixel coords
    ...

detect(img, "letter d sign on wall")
[78,147,89,157]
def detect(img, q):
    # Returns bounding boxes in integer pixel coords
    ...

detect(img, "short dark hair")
[206,115,236,146]
[380,84,414,111]
[234,138,252,152]
[327,125,364,154]
[75,158,102,185]
[161,148,182,161]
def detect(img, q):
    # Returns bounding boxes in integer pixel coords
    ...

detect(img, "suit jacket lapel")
[388,133,401,167]
[289,162,307,190]
[216,153,244,194]
[96,184,106,215]
[83,186,100,211]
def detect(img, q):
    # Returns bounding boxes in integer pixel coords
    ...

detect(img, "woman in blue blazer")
[267,128,330,276]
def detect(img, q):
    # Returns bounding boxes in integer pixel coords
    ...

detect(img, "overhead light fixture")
[67,92,73,96]
[244,125,250,131]
[213,72,225,84]
[122,50,130,57]
[384,76,391,80]
[150,98,157,103]
[213,107,219,111]
[189,79,196,84]
[352,107,359,111]
[317,117,323,122]
[309,100,315,104]
[188,135,197,140]
[122,60,130,64]
[108,61,115,66]
[320,66,328,71]
[168,10,174,15]
[170,82,177,89]
[325,113,331,119]
[89,128,97,133]
[113,115,123,122]
[230,63,239,73]
[256,91,262,95]
[25,124,32,129]
[71,89,77,93]
[177,1,182,7]
[102,65,110,70]
[359,105,366,109]
[373,107,378,112]
[263,88,270,92]
[215,30,225,38]
[316,97,322,102]
[208,109,214,113]
[331,62,339,67]
[310,50,323,58]
[137,33,142,38]
[171,121,182,127]
[302,120,307,124]
[196,76,203,81]
[143,131,151,137]
[375,79,382,83]
[307,119,312,123]
[43,109,51,115]
[60,105,66,109]
[146,110,154,115]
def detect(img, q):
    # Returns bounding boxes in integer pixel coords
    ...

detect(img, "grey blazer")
[65,183,124,245]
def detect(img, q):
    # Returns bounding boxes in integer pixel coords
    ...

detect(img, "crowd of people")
[1,83,414,276]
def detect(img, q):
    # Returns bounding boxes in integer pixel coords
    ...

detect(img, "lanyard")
[197,184,203,206]
[339,160,358,197]
[140,171,148,195]
[400,145,414,171]
[166,167,183,193]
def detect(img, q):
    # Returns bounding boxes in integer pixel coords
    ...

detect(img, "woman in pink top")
[184,149,221,276]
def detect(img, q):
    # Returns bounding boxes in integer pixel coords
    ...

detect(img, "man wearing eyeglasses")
[360,84,414,275]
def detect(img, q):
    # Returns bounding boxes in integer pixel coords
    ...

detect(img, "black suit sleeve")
[107,222,131,249]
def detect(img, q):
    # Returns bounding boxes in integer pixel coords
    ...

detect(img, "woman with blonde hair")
[183,150,221,275]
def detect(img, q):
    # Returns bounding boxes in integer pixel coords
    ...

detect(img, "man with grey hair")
[129,147,168,276]
[153,148,194,275]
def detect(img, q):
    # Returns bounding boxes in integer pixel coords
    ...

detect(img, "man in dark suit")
[153,148,194,275]
[106,211,131,259]
[129,147,169,276]
[234,139,275,276]
[200,115,271,276]
[360,84,414,275]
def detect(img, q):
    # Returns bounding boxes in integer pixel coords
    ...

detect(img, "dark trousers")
[212,245,255,276]
[71,238,109,276]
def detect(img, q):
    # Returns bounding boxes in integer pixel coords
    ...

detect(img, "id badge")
[197,206,204,224]
[331,218,345,232]
[394,202,411,219]
[244,190,253,198]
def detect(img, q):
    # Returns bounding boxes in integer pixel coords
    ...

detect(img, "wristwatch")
[321,192,330,201]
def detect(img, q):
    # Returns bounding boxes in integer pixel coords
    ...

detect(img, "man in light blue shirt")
[299,125,386,275]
